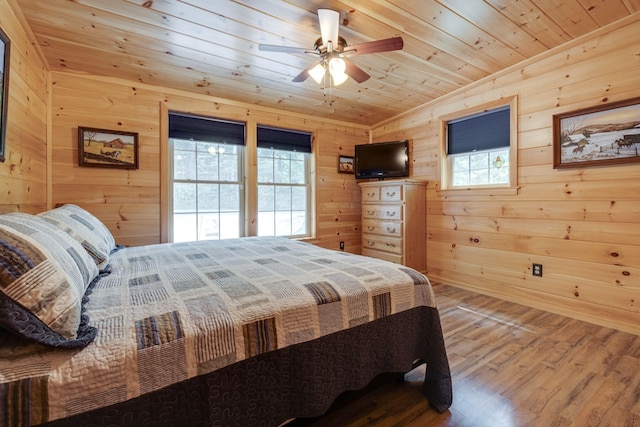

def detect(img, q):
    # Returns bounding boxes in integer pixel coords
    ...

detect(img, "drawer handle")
[386,227,396,233]
[386,191,396,197]
[367,241,375,247]
[367,210,376,216]
[367,226,376,231]
[368,192,376,198]
[386,243,396,248]
[386,211,396,217]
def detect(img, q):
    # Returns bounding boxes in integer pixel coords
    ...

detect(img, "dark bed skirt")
[41,306,452,427]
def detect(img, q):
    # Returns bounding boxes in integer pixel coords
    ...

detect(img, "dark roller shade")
[169,113,245,145]
[447,106,510,155]
[257,126,312,153]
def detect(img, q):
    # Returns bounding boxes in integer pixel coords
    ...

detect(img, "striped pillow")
[39,204,116,271]
[0,213,99,346]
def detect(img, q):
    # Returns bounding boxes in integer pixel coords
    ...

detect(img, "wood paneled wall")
[372,15,640,334]
[50,72,366,250]
[0,0,48,213]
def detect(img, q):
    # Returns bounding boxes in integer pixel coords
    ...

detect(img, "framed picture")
[78,126,139,169]
[338,155,354,174]
[553,97,640,169]
[0,26,10,163]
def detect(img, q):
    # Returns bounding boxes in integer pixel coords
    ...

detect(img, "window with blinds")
[167,114,314,241]
[445,105,512,187]
[169,113,245,242]
[256,126,312,237]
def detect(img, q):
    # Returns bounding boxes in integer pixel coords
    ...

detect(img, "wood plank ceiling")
[15,0,640,126]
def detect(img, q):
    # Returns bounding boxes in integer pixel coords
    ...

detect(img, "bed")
[0,205,452,427]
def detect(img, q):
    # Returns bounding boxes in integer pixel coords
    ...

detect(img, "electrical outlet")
[339,241,345,251]
[532,263,543,277]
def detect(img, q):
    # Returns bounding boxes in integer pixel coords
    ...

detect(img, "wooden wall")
[0,0,48,214]
[49,72,366,250]
[372,14,640,334]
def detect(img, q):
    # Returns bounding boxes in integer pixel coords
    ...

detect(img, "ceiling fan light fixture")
[332,71,349,86]
[329,58,349,86]
[329,57,348,86]
[309,63,326,84]
[318,9,340,48]
[329,57,346,74]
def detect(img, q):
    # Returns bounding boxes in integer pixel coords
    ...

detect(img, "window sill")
[437,186,519,198]
[295,236,318,243]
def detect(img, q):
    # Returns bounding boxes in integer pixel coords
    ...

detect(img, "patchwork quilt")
[0,237,438,426]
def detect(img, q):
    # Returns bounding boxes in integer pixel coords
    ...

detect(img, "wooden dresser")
[359,179,427,272]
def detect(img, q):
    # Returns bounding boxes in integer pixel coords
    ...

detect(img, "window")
[167,114,313,242]
[439,96,518,195]
[257,126,312,237]
[169,113,245,242]
[450,147,510,186]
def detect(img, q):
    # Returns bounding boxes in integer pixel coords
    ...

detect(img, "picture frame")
[338,155,354,174]
[0,26,11,163]
[78,126,139,169]
[553,97,640,169]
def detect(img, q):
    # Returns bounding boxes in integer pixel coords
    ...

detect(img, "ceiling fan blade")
[344,60,370,83]
[258,44,313,55]
[343,37,404,56]
[292,60,322,82]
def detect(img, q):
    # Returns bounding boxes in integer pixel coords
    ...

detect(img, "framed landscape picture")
[553,97,640,169]
[0,26,10,163]
[338,155,354,174]
[78,127,139,169]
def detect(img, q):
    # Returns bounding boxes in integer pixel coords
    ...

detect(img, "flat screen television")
[354,140,409,179]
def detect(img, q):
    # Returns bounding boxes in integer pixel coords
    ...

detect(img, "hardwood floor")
[290,283,640,427]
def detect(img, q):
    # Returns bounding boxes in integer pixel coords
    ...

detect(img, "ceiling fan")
[258,9,403,86]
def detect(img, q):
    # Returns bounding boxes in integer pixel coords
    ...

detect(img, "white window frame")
[161,110,316,243]
[168,139,245,242]
[438,96,519,197]
[256,147,311,238]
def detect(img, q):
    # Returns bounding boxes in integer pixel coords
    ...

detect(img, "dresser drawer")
[361,187,380,202]
[362,219,403,237]
[362,248,403,265]
[380,185,402,202]
[379,205,402,220]
[362,234,403,255]
[362,204,403,220]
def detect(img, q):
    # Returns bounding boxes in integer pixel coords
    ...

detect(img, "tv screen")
[354,140,409,179]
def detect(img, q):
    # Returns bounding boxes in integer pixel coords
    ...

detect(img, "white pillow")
[39,204,116,271]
